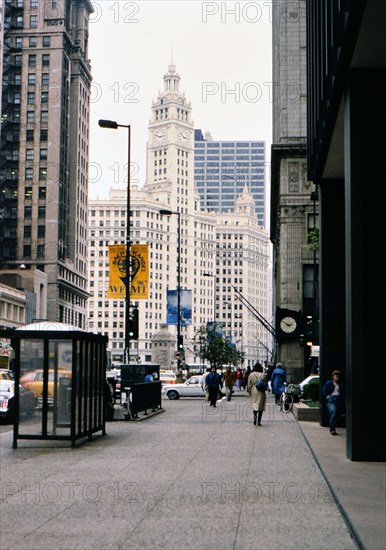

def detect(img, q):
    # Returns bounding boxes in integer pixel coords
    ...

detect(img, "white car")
[299,375,319,395]
[162,375,206,400]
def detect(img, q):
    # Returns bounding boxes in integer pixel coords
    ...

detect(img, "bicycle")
[278,389,294,413]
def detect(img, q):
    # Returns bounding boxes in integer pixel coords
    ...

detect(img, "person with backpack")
[247,362,267,426]
[270,363,287,405]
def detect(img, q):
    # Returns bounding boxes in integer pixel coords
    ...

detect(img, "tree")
[194,325,245,370]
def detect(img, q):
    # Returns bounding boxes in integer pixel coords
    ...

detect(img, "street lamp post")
[203,271,216,334]
[159,209,181,368]
[98,119,131,363]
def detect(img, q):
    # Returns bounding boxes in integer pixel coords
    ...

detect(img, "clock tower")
[145,64,195,214]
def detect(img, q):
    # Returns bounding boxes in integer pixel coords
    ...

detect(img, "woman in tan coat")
[247,362,267,426]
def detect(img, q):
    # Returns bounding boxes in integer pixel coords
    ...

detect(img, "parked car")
[161,375,224,400]
[0,380,37,423]
[0,369,14,381]
[299,375,319,396]
[162,375,206,400]
[20,368,71,405]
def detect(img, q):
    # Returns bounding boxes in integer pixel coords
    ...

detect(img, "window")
[28,55,36,68]
[41,91,48,103]
[30,0,38,7]
[15,36,23,49]
[37,245,45,258]
[28,73,36,85]
[13,92,21,104]
[38,187,46,200]
[24,226,32,238]
[40,149,47,160]
[23,245,31,258]
[29,36,37,47]
[26,149,34,161]
[30,15,38,28]
[42,54,50,66]
[41,111,48,124]
[25,188,33,199]
[25,168,33,180]
[27,92,35,104]
[42,36,51,47]
[26,129,34,141]
[40,129,48,141]
[42,73,49,86]
[38,206,45,219]
[39,168,47,180]
[24,206,32,219]
[38,226,45,238]
[27,111,35,124]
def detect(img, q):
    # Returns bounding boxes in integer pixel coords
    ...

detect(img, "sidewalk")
[0,392,384,550]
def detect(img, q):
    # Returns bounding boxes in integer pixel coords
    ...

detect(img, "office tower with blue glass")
[194,130,266,226]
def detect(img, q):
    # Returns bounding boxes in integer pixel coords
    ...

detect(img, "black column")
[319,180,345,427]
[345,69,386,461]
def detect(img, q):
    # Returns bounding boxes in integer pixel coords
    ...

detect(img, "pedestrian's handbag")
[255,377,268,392]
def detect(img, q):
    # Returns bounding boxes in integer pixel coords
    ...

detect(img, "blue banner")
[166,289,192,325]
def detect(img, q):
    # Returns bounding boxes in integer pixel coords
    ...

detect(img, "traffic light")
[305,315,313,341]
[178,335,184,349]
[128,306,139,339]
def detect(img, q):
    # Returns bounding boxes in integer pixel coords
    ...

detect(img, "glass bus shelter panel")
[46,339,73,436]
[18,339,45,436]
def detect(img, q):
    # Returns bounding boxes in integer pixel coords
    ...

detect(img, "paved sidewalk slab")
[0,395,372,550]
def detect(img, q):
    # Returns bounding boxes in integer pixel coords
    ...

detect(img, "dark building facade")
[306,0,386,461]
[1,0,93,327]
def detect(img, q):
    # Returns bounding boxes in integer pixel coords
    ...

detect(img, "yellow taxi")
[20,369,71,404]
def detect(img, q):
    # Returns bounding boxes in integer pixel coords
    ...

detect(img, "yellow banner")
[108,244,149,299]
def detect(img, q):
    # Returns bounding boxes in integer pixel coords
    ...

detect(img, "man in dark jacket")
[322,370,345,435]
[205,366,222,407]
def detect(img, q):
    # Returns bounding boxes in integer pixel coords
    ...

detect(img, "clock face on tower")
[178,130,189,146]
[154,129,166,145]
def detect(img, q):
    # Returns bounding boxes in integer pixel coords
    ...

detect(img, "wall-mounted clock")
[178,130,189,146]
[275,307,302,342]
[279,316,298,333]
[154,129,166,145]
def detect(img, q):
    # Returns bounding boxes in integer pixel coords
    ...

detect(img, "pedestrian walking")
[222,367,235,401]
[322,370,345,435]
[265,362,274,392]
[235,368,243,391]
[201,368,211,402]
[247,362,266,425]
[270,363,287,404]
[205,366,223,407]
[243,366,252,390]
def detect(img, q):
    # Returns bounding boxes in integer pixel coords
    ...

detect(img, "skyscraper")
[1,0,93,327]
[194,129,266,226]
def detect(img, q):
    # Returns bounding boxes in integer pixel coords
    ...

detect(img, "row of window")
[13,90,49,104]
[22,244,45,258]
[24,225,45,238]
[195,142,264,148]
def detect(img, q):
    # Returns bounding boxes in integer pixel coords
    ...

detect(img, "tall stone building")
[270,0,318,381]
[88,65,270,368]
[0,0,93,327]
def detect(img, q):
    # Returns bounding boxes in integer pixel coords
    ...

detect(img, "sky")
[88,1,273,200]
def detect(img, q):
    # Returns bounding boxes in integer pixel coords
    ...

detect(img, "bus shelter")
[2,322,108,448]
